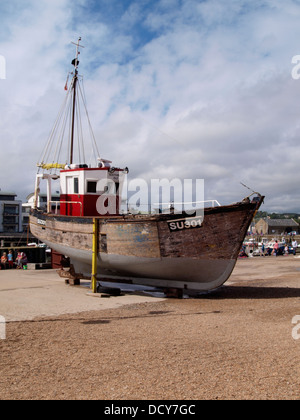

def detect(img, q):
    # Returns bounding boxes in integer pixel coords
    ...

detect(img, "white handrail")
[48,200,83,216]
[155,200,221,208]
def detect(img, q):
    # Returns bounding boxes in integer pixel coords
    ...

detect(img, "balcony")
[3,205,19,215]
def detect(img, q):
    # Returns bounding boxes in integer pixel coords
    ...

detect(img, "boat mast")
[70,37,84,165]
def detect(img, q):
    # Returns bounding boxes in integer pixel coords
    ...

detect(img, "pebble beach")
[0,256,300,400]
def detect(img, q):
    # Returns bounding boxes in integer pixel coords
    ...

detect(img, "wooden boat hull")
[30,196,263,292]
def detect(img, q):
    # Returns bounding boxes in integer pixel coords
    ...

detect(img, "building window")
[3,225,17,233]
[0,195,15,201]
[4,204,19,215]
[3,216,17,224]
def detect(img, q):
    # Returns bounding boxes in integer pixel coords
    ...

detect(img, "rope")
[37,74,101,172]
[38,88,71,169]
[79,79,101,161]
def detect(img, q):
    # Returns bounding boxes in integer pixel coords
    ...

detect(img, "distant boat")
[30,38,264,297]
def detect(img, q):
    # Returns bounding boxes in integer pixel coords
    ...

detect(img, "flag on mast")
[64,74,69,91]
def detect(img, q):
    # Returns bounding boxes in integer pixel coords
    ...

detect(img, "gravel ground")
[1,256,300,400]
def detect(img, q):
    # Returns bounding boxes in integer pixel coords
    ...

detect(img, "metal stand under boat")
[163,288,184,299]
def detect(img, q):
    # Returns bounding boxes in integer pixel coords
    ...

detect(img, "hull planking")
[30,196,263,293]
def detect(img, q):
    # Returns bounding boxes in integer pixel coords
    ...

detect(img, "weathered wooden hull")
[29,197,263,292]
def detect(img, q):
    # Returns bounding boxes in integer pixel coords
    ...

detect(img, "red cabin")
[59,162,126,217]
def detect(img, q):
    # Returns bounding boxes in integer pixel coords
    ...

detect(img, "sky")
[1,0,300,212]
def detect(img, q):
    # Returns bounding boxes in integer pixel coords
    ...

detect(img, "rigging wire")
[54,94,72,168]
[79,78,101,162]
[75,85,86,164]
[38,87,72,169]
[51,84,73,170]
[38,75,101,170]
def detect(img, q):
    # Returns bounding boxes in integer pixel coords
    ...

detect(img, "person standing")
[7,250,14,269]
[16,251,28,269]
[0,253,8,270]
[292,239,298,256]
[273,241,279,256]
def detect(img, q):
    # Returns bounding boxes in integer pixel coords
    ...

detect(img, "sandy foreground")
[0,256,300,400]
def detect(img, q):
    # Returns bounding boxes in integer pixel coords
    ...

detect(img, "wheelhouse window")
[87,181,97,193]
[74,177,79,194]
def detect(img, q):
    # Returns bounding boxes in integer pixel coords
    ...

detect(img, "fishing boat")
[30,38,264,296]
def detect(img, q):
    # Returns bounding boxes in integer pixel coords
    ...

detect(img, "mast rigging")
[37,37,100,173]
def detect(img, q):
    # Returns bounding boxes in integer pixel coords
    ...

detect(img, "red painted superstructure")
[59,166,125,217]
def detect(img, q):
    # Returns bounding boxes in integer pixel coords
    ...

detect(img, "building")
[255,218,299,235]
[0,191,59,249]
[0,192,22,233]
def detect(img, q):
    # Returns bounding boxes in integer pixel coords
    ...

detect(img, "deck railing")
[156,200,221,208]
[49,201,83,216]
